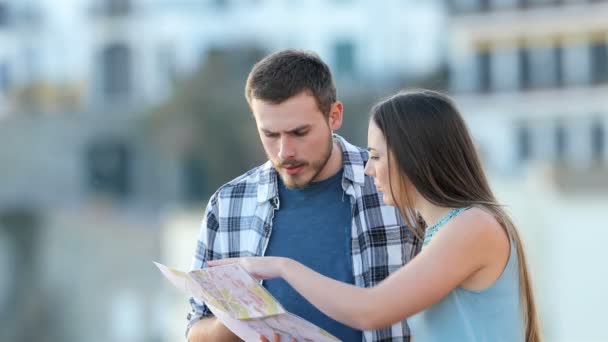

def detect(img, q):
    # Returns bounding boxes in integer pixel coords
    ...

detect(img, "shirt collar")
[256,133,366,203]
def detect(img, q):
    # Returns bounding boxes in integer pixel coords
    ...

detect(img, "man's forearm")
[187,316,241,342]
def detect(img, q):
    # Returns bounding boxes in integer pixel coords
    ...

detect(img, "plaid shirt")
[187,134,420,342]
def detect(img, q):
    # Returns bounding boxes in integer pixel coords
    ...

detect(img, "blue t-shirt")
[264,168,361,341]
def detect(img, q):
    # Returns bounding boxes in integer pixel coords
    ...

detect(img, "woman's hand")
[208,256,290,280]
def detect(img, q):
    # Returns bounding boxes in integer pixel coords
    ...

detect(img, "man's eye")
[264,133,279,138]
[294,130,308,137]
[370,156,379,160]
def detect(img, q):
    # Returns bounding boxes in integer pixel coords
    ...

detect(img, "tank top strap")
[423,207,470,247]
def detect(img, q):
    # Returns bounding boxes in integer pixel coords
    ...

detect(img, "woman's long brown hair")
[371,89,541,342]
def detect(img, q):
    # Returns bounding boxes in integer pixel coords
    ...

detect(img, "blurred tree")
[143,47,267,201]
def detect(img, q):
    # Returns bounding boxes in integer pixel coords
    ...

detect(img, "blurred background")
[0,0,606,341]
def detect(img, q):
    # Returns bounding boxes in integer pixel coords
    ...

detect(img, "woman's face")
[364,120,401,206]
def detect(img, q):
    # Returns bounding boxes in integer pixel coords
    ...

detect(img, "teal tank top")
[408,208,525,342]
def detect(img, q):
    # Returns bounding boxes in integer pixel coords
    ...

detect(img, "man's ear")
[328,101,343,131]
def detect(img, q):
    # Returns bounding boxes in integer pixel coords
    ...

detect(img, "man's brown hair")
[245,49,336,117]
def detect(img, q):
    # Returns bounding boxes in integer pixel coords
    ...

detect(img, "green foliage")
[144,47,267,198]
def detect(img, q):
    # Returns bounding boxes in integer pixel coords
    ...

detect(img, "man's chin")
[280,173,312,189]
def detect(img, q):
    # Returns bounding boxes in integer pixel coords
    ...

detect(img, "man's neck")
[312,140,344,183]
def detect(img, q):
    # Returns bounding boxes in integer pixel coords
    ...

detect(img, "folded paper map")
[154,262,341,342]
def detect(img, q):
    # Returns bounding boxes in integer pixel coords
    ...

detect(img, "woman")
[211,89,542,342]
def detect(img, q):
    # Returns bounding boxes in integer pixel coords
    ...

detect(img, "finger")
[273,332,281,342]
[207,258,239,267]
[259,335,270,342]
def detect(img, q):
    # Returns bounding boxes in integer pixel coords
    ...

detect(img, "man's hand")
[187,316,240,342]
[259,333,296,342]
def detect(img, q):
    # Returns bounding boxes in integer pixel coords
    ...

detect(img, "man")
[186,49,420,341]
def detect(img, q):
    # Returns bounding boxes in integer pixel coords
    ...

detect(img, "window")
[106,0,131,16]
[0,230,14,311]
[528,44,559,88]
[477,50,491,92]
[448,0,484,13]
[491,47,519,91]
[0,62,10,93]
[334,41,356,76]
[0,3,9,26]
[213,0,229,10]
[101,43,131,99]
[520,0,556,8]
[518,47,531,90]
[480,0,491,11]
[492,0,519,11]
[554,45,564,87]
[555,122,567,161]
[590,41,608,84]
[563,42,591,86]
[591,120,605,163]
[182,156,207,202]
[517,124,532,162]
[86,140,131,198]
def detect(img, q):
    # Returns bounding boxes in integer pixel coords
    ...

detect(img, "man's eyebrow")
[286,125,311,134]
[260,127,276,134]
[367,147,377,152]
[261,125,311,134]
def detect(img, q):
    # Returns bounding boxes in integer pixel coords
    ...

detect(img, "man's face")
[251,92,341,188]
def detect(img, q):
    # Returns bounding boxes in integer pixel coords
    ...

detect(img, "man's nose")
[278,136,295,160]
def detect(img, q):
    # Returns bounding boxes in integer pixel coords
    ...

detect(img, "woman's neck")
[416,199,454,227]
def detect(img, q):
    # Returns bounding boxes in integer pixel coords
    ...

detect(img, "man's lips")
[283,164,304,175]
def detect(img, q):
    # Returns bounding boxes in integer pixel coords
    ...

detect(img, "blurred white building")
[148,0,445,83]
[446,1,608,341]
[0,0,444,211]
[0,0,445,117]
[447,0,608,174]
[0,1,447,342]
